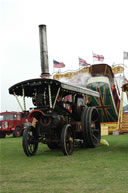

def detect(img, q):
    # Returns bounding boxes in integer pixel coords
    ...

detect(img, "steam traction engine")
[9,24,101,156]
[9,78,101,156]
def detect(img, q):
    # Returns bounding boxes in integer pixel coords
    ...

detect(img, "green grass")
[1,135,128,193]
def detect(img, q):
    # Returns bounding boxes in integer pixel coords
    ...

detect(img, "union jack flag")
[79,57,89,66]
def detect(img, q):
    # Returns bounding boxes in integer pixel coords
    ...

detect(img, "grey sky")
[1,0,128,112]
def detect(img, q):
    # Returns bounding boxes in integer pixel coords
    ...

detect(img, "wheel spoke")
[92,109,99,122]
[93,128,99,132]
[92,134,98,141]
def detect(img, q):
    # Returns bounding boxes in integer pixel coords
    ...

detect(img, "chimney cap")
[39,24,46,27]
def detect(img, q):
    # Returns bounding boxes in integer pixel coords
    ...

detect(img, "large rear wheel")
[22,126,38,156]
[82,107,101,148]
[61,124,74,156]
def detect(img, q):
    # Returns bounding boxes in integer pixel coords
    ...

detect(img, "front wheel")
[0,131,6,138]
[22,126,38,156]
[13,126,21,137]
[61,124,74,156]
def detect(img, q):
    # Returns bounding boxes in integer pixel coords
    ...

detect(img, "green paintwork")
[87,80,118,122]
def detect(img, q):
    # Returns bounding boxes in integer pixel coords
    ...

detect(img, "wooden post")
[117,89,124,131]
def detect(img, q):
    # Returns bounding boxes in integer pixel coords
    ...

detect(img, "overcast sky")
[1,0,128,112]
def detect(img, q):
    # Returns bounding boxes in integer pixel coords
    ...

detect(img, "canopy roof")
[9,78,99,98]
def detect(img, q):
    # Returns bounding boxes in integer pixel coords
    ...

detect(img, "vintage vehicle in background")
[0,111,31,138]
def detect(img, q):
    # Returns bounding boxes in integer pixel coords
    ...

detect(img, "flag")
[93,53,104,61]
[79,57,89,66]
[53,60,65,68]
[124,51,128,60]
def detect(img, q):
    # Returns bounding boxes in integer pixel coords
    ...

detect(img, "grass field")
[1,135,128,193]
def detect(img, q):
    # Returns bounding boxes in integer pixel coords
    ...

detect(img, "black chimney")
[39,25,50,77]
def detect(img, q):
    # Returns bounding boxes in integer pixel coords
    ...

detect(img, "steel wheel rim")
[26,129,36,154]
[61,124,74,155]
[90,108,100,143]
[64,129,74,155]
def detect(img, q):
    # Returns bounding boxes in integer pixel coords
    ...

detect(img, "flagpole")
[78,57,80,75]
[78,56,80,69]
[53,59,55,74]
[123,52,125,78]
[92,52,94,64]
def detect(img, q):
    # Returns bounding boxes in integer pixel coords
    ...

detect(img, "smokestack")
[39,24,50,77]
